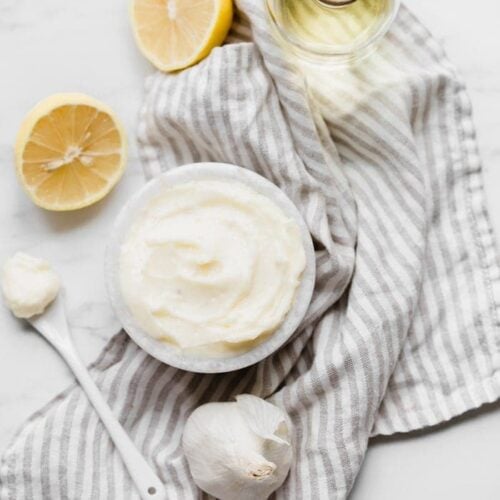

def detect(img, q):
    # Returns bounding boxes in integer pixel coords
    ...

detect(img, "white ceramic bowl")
[106,163,316,373]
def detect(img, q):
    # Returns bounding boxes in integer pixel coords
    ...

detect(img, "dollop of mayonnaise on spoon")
[2,252,60,318]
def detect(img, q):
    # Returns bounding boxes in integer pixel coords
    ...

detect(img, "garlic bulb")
[182,394,293,500]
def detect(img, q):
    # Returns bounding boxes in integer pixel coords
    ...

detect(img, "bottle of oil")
[267,0,400,65]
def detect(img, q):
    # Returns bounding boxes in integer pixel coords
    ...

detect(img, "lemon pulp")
[15,93,127,211]
[131,0,233,72]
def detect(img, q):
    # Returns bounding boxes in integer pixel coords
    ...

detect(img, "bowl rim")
[105,162,316,373]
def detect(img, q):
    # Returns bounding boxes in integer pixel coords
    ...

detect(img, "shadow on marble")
[37,181,126,232]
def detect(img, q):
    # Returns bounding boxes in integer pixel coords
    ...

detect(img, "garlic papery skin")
[182,394,293,500]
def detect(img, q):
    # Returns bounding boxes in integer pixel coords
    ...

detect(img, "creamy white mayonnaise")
[119,180,306,353]
[2,253,60,318]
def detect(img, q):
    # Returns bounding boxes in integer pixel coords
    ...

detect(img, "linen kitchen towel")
[2,2,500,499]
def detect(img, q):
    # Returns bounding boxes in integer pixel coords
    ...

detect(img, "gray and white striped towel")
[2,1,500,499]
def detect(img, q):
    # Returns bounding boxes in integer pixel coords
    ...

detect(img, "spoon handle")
[61,346,167,500]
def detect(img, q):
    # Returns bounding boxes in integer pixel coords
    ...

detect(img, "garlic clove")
[182,395,293,500]
[236,394,291,445]
[235,395,294,498]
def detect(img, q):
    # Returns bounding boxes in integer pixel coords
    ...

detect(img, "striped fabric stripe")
[2,2,500,499]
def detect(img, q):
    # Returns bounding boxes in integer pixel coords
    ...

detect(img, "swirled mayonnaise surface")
[2,252,60,318]
[119,180,306,353]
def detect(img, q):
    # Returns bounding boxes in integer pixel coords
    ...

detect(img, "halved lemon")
[131,0,233,72]
[15,93,127,211]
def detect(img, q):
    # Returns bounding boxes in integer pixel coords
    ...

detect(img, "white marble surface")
[0,1,499,498]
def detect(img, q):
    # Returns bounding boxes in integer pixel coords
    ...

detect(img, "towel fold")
[2,2,500,499]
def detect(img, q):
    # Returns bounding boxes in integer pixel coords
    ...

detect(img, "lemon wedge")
[15,93,127,211]
[131,0,233,72]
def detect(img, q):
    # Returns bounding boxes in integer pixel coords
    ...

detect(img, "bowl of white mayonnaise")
[106,163,315,373]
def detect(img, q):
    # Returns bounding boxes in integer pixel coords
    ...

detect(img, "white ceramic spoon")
[28,295,167,500]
